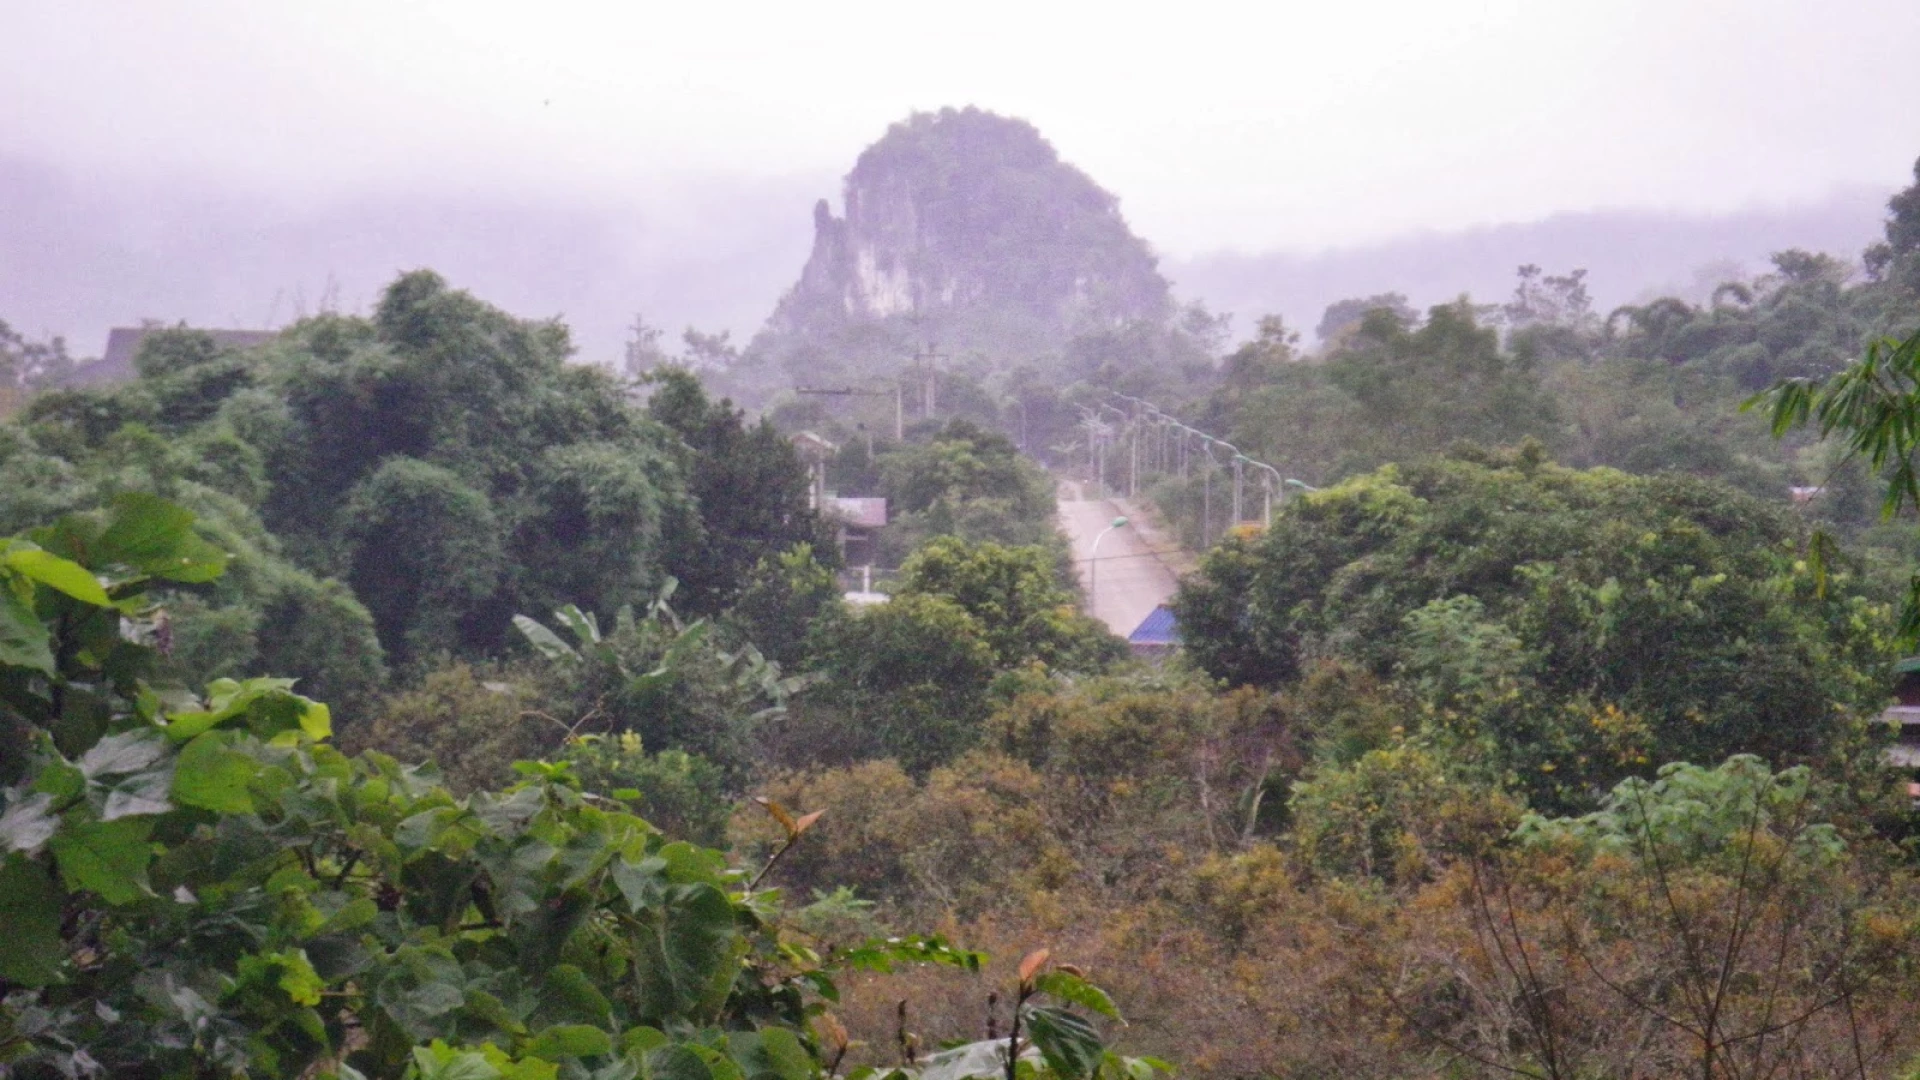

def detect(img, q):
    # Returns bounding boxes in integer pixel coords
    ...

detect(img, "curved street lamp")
[1242,458,1284,525]
[1088,515,1129,613]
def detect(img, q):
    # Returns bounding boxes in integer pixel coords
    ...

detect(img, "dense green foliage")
[1,272,824,705]
[862,421,1061,564]
[1209,302,1559,484]
[761,535,1121,776]
[893,538,1117,672]
[1157,164,1920,550]
[0,322,73,395]
[1175,451,1893,809]
[1752,323,1920,639]
[10,140,1920,1080]
[644,369,835,616]
[0,497,1143,1080]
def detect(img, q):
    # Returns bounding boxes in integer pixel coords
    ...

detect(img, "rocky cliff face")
[750,108,1173,381]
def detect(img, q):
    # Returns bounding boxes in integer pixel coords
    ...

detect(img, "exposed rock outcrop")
[750,108,1173,384]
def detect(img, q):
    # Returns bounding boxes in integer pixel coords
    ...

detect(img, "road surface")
[1058,482,1181,638]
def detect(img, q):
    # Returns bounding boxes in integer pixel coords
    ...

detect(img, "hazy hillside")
[1170,188,1891,344]
[0,155,825,366]
[2,152,1892,369]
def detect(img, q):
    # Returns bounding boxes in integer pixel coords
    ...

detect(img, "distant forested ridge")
[1171,188,1891,347]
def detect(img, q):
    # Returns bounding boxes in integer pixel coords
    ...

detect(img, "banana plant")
[513,579,809,724]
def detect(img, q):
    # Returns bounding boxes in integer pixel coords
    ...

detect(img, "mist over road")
[1059,483,1180,638]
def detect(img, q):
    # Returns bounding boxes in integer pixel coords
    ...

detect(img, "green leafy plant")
[511,589,808,782]
[0,496,1024,1080]
[1748,325,1920,640]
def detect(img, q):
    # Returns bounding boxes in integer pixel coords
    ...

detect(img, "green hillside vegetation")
[0,498,1145,1080]
[1129,161,1920,562]
[2,271,828,686]
[11,147,1920,1080]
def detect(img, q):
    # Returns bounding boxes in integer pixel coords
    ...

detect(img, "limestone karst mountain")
[745,108,1176,389]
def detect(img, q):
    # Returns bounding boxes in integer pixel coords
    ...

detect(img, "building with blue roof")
[1127,605,1180,657]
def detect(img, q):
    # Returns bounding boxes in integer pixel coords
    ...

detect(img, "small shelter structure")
[1127,605,1180,658]
[823,496,887,567]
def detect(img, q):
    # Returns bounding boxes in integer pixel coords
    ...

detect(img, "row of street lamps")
[1081,395,1315,547]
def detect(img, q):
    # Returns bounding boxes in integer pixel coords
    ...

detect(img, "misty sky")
[8,0,1920,256]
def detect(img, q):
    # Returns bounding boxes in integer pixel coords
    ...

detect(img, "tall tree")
[645,366,830,615]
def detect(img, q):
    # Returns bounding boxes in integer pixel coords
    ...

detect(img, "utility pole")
[1088,516,1129,615]
[1202,463,1212,547]
[1232,456,1244,525]
[905,344,948,422]
[1129,419,1139,498]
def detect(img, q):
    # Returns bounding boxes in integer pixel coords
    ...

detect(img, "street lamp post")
[1244,459,1284,526]
[1088,515,1129,615]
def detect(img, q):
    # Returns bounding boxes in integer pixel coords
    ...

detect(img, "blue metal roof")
[1128,605,1180,646]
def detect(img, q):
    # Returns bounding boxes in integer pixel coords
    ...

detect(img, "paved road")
[1058,483,1180,638]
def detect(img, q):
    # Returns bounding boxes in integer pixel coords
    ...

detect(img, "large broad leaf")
[0,853,65,985]
[101,759,176,820]
[526,1024,613,1060]
[78,729,169,779]
[49,816,153,905]
[612,855,669,913]
[0,792,59,854]
[96,492,228,583]
[629,883,740,1025]
[3,548,111,607]
[540,964,614,1028]
[1032,970,1121,1020]
[0,584,54,674]
[660,622,713,670]
[514,615,580,664]
[555,605,601,647]
[510,887,595,976]
[172,732,258,814]
[644,1045,714,1080]
[727,1028,813,1080]
[1022,1006,1105,1080]
[164,678,327,743]
[410,1046,504,1080]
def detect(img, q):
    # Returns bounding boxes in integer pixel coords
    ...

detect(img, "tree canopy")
[1,272,828,699]
[1174,451,1893,809]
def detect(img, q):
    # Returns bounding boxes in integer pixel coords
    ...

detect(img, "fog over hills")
[1,151,1893,367]
[1170,188,1893,343]
[0,156,827,366]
